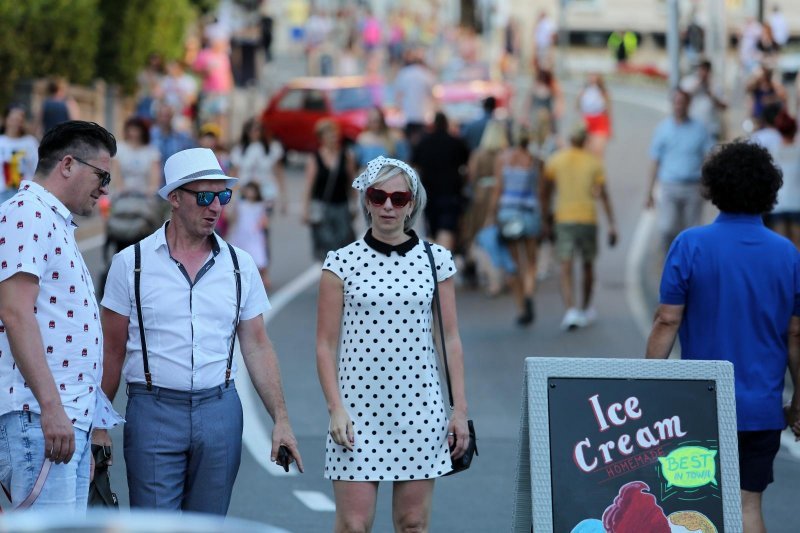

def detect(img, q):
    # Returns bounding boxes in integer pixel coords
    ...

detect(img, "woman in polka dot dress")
[316,156,470,532]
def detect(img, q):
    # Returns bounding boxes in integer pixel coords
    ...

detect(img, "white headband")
[352,156,419,196]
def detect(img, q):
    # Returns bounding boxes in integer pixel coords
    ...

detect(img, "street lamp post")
[667,0,681,90]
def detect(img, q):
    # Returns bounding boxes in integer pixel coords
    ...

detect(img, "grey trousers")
[657,180,704,248]
[124,382,243,515]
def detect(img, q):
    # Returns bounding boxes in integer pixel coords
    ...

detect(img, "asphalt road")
[75,81,800,532]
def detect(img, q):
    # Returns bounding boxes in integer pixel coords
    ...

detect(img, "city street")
[73,78,800,531]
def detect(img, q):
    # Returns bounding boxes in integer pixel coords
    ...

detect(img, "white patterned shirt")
[101,224,270,391]
[0,180,122,431]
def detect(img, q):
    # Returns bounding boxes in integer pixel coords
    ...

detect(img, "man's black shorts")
[738,430,782,492]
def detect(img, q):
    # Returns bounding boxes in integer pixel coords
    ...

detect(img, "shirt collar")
[19,180,76,226]
[364,229,419,256]
[715,212,765,225]
[155,221,222,256]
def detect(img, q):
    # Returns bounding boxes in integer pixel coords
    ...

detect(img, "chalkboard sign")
[513,358,741,533]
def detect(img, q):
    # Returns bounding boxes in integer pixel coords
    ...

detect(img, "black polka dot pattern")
[322,239,457,481]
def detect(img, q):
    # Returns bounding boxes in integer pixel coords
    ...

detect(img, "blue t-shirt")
[649,117,713,183]
[660,213,800,430]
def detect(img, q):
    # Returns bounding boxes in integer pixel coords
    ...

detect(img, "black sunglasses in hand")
[178,186,233,206]
[71,156,111,187]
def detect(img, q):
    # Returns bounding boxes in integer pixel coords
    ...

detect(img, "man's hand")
[608,227,618,248]
[40,404,75,464]
[271,419,304,473]
[785,405,800,441]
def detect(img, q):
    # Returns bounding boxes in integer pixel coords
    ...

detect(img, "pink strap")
[2,460,53,511]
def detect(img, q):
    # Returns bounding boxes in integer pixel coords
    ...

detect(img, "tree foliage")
[0,0,219,108]
[0,0,101,106]
[96,0,198,94]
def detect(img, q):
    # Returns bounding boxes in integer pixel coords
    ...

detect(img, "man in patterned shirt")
[0,121,121,510]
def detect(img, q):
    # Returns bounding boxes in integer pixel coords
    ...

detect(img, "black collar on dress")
[364,229,419,257]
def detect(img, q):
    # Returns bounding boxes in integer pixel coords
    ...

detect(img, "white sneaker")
[578,307,597,327]
[561,308,582,331]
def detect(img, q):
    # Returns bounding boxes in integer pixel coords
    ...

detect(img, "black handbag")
[423,241,478,475]
[88,444,118,508]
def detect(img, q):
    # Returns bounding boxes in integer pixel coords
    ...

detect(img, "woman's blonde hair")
[314,118,339,139]
[478,119,509,152]
[359,164,427,232]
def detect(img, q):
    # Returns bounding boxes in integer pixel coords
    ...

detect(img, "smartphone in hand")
[277,445,291,472]
[608,232,618,248]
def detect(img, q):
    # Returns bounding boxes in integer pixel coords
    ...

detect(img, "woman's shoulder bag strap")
[423,241,454,408]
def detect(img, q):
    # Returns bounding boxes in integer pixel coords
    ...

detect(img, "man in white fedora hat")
[94,147,303,514]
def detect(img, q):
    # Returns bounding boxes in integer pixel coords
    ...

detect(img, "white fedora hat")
[158,148,238,200]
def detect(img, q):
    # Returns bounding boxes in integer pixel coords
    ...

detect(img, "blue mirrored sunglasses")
[178,186,232,206]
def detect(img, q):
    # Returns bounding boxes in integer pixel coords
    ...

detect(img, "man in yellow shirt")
[542,127,617,330]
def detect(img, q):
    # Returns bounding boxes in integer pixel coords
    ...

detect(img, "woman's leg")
[333,481,380,533]
[392,479,435,533]
[507,241,526,313]
[522,237,539,298]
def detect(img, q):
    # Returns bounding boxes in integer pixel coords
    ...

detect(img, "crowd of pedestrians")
[1,4,800,532]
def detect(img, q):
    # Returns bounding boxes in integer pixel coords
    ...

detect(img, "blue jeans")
[124,382,243,515]
[0,411,91,511]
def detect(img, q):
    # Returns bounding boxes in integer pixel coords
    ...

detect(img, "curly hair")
[701,140,782,214]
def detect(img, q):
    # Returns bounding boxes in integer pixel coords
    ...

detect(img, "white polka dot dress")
[322,233,457,481]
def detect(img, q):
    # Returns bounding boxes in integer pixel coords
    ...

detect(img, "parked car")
[261,76,385,152]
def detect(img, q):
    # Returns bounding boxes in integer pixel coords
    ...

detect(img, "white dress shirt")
[101,223,270,391]
[0,181,122,430]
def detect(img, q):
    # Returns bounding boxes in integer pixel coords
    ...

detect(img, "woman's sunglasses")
[178,187,233,206]
[366,187,413,208]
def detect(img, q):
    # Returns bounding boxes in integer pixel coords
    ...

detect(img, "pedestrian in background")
[230,117,287,216]
[0,104,39,204]
[745,61,786,129]
[0,121,121,511]
[191,35,234,142]
[149,103,196,186]
[413,112,469,251]
[646,89,713,252]
[37,78,79,137]
[524,68,563,135]
[112,117,161,196]
[394,50,435,147]
[542,126,617,331]
[97,148,303,515]
[645,141,800,533]
[578,73,612,157]
[764,109,800,250]
[465,119,508,295]
[680,59,727,143]
[303,119,356,261]
[461,96,496,153]
[354,107,397,170]
[316,156,469,532]
[228,181,271,289]
[487,125,542,326]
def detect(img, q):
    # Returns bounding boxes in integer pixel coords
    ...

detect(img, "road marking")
[293,490,336,512]
[624,209,656,340]
[234,264,322,484]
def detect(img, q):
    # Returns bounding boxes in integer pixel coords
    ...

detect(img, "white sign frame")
[512,357,741,532]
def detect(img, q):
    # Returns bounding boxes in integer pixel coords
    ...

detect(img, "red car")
[261,76,384,152]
